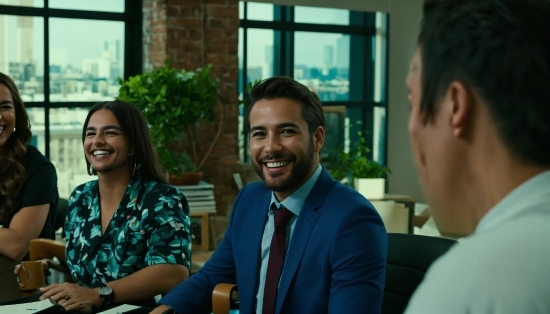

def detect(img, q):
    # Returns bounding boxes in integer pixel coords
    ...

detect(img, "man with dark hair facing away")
[405,0,550,312]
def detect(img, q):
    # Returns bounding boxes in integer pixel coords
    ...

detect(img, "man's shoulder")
[323,180,373,207]
[432,217,550,274]
[407,222,550,313]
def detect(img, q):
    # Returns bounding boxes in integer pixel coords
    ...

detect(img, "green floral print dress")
[64,174,191,288]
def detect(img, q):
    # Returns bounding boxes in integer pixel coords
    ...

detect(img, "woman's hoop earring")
[129,155,136,176]
[89,164,96,175]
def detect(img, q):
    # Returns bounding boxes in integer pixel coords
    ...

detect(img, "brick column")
[143,0,241,224]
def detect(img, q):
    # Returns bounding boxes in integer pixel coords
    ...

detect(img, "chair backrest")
[55,198,69,237]
[382,233,458,314]
[29,239,66,265]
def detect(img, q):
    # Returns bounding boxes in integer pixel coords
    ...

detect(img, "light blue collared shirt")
[255,164,323,313]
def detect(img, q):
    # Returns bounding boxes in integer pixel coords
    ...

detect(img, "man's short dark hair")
[245,76,325,135]
[418,0,550,166]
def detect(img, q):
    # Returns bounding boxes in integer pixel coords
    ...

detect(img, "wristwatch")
[98,285,114,307]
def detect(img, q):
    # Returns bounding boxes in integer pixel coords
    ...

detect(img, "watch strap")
[98,285,114,307]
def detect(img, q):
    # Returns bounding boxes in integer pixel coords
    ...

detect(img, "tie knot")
[273,206,293,228]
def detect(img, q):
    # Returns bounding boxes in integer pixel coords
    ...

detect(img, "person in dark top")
[0,72,58,261]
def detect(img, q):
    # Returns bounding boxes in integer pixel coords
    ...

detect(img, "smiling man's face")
[249,97,323,201]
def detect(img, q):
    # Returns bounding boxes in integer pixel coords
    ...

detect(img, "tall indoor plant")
[118,62,221,183]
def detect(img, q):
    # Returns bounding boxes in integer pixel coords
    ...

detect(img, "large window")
[238,2,388,165]
[0,0,141,198]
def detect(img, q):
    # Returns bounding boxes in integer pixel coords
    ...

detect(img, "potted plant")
[325,134,390,199]
[117,62,221,184]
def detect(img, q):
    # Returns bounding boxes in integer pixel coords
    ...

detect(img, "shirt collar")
[270,164,323,217]
[476,170,550,233]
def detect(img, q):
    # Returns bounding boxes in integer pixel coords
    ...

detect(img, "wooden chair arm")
[212,283,238,314]
[29,238,66,265]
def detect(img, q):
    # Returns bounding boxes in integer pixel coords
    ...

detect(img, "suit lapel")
[275,170,336,313]
[238,187,271,311]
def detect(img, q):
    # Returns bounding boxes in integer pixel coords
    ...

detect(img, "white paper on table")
[97,304,140,313]
[0,299,52,313]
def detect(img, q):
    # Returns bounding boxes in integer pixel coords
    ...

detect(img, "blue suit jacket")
[160,169,388,314]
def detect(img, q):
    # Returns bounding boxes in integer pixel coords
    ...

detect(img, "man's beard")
[252,139,315,192]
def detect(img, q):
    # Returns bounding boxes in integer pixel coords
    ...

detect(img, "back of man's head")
[418,0,550,166]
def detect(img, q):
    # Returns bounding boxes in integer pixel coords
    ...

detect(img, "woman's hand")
[13,260,48,289]
[39,282,102,313]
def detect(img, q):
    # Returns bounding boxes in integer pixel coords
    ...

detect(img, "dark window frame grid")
[239,2,388,164]
[0,0,142,158]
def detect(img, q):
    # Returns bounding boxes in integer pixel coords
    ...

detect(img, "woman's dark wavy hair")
[0,72,32,222]
[245,76,325,135]
[82,100,167,183]
[418,0,550,166]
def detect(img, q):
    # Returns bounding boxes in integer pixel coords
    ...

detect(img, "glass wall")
[0,0,141,198]
[238,2,388,165]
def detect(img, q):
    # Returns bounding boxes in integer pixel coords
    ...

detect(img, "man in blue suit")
[152,77,387,314]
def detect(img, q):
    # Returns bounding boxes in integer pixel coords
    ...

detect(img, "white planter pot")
[354,178,385,200]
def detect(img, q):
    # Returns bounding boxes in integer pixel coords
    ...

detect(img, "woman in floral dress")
[39,100,191,313]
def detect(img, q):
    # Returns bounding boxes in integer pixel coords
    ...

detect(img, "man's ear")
[447,81,473,138]
[314,126,325,152]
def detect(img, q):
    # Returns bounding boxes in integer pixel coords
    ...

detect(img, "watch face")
[98,285,112,296]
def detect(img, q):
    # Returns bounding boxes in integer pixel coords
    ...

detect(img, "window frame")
[239,2,388,164]
[0,0,142,158]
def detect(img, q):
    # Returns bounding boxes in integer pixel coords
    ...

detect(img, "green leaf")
[117,63,221,174]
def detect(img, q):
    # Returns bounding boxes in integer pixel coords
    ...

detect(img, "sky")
[1,0,124,76]
[245,3,351,68]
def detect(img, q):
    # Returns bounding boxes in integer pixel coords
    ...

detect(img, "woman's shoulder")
[69,180,98,200]
[25,145,54,169]
[141,178,184,196]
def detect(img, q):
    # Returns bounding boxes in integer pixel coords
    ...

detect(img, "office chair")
[55,198,69,237]
[29,238,69,285]
[382,233,458,314]
[29,239,66,265]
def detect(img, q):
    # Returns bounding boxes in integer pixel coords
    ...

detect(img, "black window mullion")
[273,30,282,76]
[242,2,249,162]
[124,0,142,78]
[240,20,375,36]
[0,5,127,20]
[285,7,294,77]
[273,5,282,76]
[44,4,50,157]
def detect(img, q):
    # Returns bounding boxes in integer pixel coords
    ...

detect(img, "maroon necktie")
[262,205,294,314]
